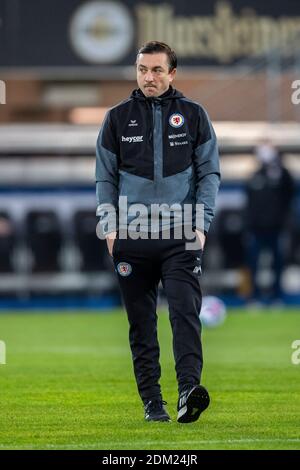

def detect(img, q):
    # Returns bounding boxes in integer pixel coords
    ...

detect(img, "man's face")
[136,52,176,97]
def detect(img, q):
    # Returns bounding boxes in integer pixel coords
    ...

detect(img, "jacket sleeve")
[193,106,221,234]
[95,110,119,236]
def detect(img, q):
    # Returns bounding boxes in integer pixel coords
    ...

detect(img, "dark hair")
[136,41,177,72]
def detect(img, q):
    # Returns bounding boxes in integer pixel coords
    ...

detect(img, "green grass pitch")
[0,308,299,450]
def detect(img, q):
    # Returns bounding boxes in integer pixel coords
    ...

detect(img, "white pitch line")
[0,438,299,449]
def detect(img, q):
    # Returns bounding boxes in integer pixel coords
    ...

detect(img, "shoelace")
[145,399,167,413]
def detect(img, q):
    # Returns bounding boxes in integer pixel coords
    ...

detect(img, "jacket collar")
[130,86,184,102]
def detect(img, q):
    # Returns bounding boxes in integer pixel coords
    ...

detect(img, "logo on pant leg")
[193,266,202,275]
[193,255,202,275]
[117,262,132,276]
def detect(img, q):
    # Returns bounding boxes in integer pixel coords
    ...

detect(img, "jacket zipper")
[152,101,163,183]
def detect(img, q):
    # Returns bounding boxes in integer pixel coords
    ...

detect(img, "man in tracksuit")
[96,42,220,423]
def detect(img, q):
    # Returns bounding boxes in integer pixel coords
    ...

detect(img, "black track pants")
[112,230,203,402]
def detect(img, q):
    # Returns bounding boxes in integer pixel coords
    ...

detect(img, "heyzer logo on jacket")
[121,135,144,143]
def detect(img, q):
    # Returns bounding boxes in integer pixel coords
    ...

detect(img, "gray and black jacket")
[96,86,220,235]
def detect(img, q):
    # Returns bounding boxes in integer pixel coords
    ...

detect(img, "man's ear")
[169,68,177,84]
